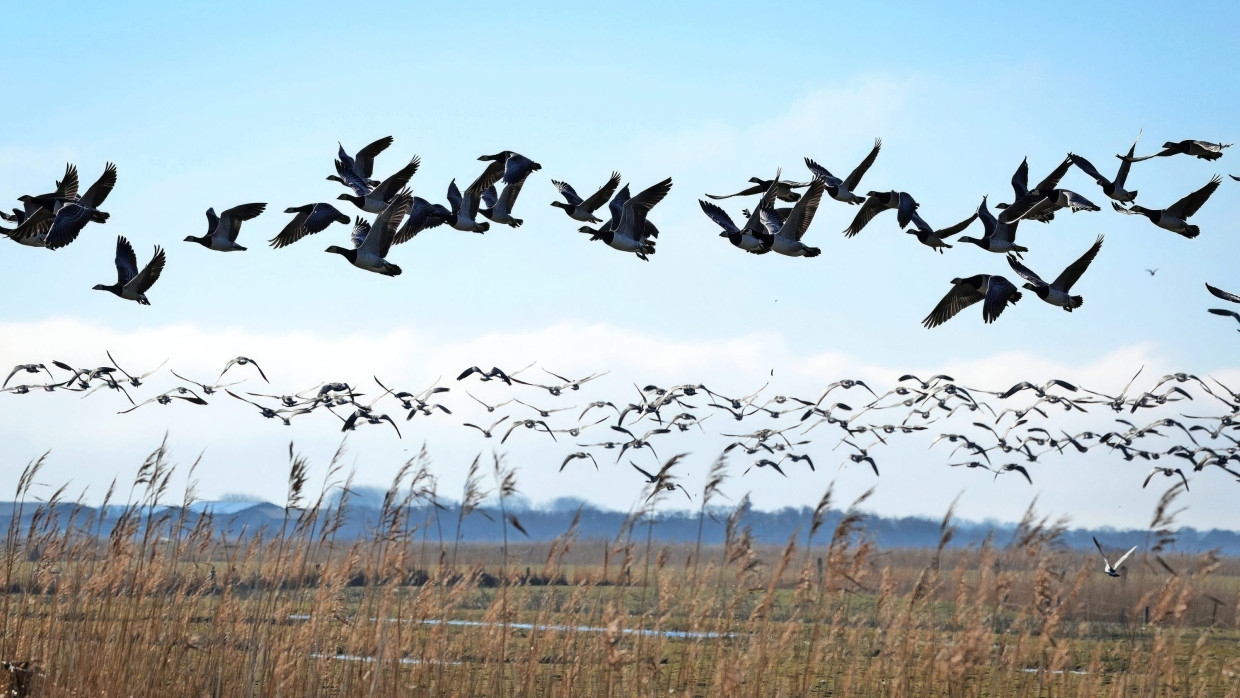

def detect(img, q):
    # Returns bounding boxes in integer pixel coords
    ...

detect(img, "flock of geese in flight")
[1,135,1236,328]
[4,355,1240,508]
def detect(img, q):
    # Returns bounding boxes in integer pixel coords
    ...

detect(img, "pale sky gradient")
[2,2,1238,530]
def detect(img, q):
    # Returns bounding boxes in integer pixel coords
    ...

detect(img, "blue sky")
[2,3,1238,529]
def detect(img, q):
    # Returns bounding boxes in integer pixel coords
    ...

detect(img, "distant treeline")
[2,497,1234,554]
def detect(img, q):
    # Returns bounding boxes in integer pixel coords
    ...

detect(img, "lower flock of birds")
[5,355,1239,496]
[1,135,1237,328]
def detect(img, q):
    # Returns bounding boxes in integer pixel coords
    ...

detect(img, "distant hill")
[1,499,1234,554]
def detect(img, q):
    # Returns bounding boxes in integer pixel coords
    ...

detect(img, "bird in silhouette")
[184,203,266,251]
[1005,234,1103,312]
[1112,176,1221,238]
[922,275,1022,328]
[92,235,165,305]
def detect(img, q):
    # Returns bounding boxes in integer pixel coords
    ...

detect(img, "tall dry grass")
[3,443,1240,696]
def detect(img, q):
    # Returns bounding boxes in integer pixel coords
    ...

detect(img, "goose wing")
[896,192,917,228]
[1206,283,1240,304]
[363,191,411,258]
[204,208,220,240]
[1068,153,1109,186]
[1051,234,1103,292]
[699,200,739,234]
[501,153,541,185]
[1166,176,1221,219]
[114,235,140,285]
[1006,254,1047,288]
[843,194,887,237]
[982,276,1021,323]
[44,204,92,249]
[577,171,622,212]
[465,162,505,217]
[1114,130,1141,187]
[354,136,394,179]
[80,162,117,208]
[843,138,882,191]
[372,157,421,202]
[1010,158,1029,198]
[976,196,997,237]
[333,158,371,196]
[393,197,451,245]
[607,185,631,228]
[129,244,166,295]
[617,177,672,237]
[780,178,825,241]
[923,277,986,328]
[219,202,266,242]
[802,157,842,187]
[935,211,979,239]
[302,203,348,235]
[55,163,79,200]
[349,217,370,249]
[705,182,762,200]
[1034,156,1073,193]
[446,179,463,213]
[552,179,584,206]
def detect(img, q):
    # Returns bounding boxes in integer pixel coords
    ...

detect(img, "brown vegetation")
[3,442,1240,696]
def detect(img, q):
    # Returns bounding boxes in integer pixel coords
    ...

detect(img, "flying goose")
[579,178,672,261]
[997,156,1073,223]
[328,136,394,189]
[551,171,622,222]
[1112,175,1221,238]
[992,463,1032,485]
[1122,139,1231,162]
[2,210,55,248]
[184,203,267,251]
[3,364,53,389]
[269,203,351,248]
[997,187,1100,224]
[458,365,520,385]
[106,350,166,388]
[477,151,542,184]
[630,455,691,502]
[762,178,826,257]
[326,191,411,276]
[958,196,1026,255]
[218,356,270,384]
[803,138,882,204]
[1092,536,1138,577]
[392,197,453,245]
[842,190,917,237]
[336,157,419,213]
[706,176,807,202]
[15,163,78,219]
[560,451,600,472]
[463,414,510,438]
[118,389,208,414]
[170,370,240,395]
[92,235,165,305]
[1143,466,1189,491]
[904,210,978,253]
[225,389,309,425]
[479,154,541,228]
[447,161,505,233]
[1005,234,1104,312]
[44,163,117,250]
[1068,131,1142,203]
[700,173,780,253]
[922,274,1022,328]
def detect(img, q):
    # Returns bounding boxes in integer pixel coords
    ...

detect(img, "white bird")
[1092,536,1137,577]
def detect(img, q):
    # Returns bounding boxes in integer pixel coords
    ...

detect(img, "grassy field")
[4,446,1240,696]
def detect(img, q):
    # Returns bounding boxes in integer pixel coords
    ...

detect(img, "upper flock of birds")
[2,133,1239,329]
[4,354,1240,504]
